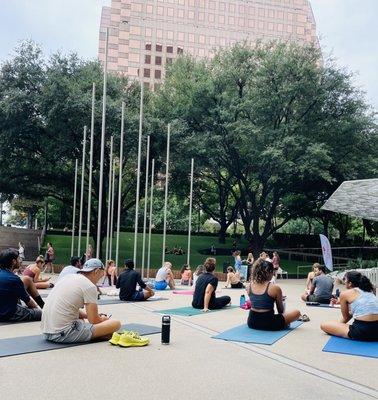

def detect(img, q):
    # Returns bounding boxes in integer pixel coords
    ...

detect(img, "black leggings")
[231,282,244,289]
[209,296,231,310]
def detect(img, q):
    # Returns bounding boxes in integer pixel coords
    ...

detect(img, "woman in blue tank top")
[321,271,378,341]
[247,259,300,331]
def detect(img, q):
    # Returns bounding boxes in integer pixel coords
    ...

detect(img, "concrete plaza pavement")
[0,278,377,400]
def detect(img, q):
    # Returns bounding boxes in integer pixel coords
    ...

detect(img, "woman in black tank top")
[247,260,300,331]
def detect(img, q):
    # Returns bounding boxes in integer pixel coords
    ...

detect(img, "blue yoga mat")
[154,305,238,316]
[212,320,302,345]
[323,336,378,359]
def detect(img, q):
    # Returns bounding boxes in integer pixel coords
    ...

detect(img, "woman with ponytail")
[321,271,378,341]
[246,258,301,330]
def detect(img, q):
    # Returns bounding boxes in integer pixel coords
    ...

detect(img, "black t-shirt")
[192,272,218,308]
[116,269,146,301]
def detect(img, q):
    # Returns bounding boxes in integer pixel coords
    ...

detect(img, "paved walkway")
[1,279,377,400]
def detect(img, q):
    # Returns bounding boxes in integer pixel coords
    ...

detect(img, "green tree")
[0,41,150,255]
[154,42,378,256]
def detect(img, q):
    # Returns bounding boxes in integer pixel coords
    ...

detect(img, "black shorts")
[231,282,244,289]
[247,310,286,331]
[348,320,378,342]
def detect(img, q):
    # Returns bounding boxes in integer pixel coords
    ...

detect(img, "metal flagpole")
[105,136,113,262]
[146,158,155,279]
[71,159,78,257]
[161,124,171,267]
[78,126,87,256]
[86,83,95,253]
[141,135,151,278]
[109,158,116,259]
[187,158,194,266]
[96,26,109,258]
[133,82,144,265]
[115,102,125,268]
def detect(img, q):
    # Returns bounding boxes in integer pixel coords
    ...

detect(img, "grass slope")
[43,233,304,274]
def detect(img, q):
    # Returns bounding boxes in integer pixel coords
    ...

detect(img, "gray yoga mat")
[0,323,161,358]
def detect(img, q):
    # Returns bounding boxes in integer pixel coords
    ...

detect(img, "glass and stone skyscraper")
[98,0,318,89]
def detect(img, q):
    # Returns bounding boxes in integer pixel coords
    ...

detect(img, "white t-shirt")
[156,266,169,282]
[57,266,80,281]
[41,274,98,334]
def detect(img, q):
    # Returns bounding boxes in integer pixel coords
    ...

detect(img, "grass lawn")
[43,233,305,274]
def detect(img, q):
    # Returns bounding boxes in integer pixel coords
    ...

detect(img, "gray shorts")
[44,320,93,343]
[8,304,42,322]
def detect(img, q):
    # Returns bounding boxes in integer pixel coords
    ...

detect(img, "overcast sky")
[0,0,377,111]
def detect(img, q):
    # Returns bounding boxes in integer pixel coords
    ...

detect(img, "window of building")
[145,43,152,51]
[144,82,150,90]
[155,70,162,79]
[167,31,174,40]
[145,55,151,64]
[167,45,173,53]
[144,68,150,78]
[155,56,162,65]
[157,29,163,39]
[167,7,174,17]
[154,83,161,91]
[146,5,153,14]
[219,15,225,24]
[219,2,225,11]
[188,10,194,19]
[177,46,184,55]
[178,32,185,41]
[199,12,204,21]
[156,44,162,52]
[145,28,152,37]
[209,14,215,23]
[157,6,164,15]
[166,58,173,65]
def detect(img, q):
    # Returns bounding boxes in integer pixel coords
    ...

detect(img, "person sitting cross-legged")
[224,266,244,289]
[247,259,300,331]
[117,259,154,301]
[155,262,175,290]
[192,257,231,312]
[41,258,121,343]
[0,248,44,323]
[321,271,378,342]
[301,264,333,304]
[57,256,82,281]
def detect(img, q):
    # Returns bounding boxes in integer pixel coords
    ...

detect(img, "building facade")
[98,0,318,89]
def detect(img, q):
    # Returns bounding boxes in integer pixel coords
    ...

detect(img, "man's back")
[192,273,218,308]
[313,274,333,301]
[0,269,30,321]
[117,269,144,301]
[58,266,80,281]
[41,274,97,333]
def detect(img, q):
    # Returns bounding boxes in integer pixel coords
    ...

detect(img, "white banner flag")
[319,234,333,271]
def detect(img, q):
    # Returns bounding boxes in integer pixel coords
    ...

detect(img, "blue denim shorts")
[44,320,93,343]
[131,290,146,301]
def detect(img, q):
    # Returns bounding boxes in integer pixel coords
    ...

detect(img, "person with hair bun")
[247,258,301,331]
[192,258,231,312]
[321,271,378,341]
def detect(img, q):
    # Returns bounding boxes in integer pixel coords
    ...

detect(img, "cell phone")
[107,314,112,318]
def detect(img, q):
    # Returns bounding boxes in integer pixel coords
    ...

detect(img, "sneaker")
[118,331,150,347]
[109,332,122,346]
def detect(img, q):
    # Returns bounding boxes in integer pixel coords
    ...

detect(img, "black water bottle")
[161,315,171,345]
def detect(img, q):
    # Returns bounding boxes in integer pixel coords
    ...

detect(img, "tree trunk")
[218,223,227,244]
[250,235,265,259]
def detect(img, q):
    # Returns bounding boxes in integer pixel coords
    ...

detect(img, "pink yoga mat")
[173,290,194,295]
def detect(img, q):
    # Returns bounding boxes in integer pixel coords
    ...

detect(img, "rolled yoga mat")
[0,323,161,358]
[212,321,303,345]
[322,336,378,359]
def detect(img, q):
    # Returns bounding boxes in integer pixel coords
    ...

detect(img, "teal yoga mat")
[0,323,161,358]
[154,305,239,316]
[212,321,303,344]
[323,336,378,358]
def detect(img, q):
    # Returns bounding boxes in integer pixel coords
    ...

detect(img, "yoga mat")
[212,321,303,345]
[306,303,340,309]
[0,323,161,358]
[154,305,238,316]
[173,290,194,295]
[323,336,378,359]
[98,297,168,305]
